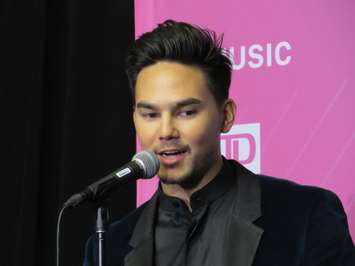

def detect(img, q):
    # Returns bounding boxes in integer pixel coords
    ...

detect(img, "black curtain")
[1,0,136,265]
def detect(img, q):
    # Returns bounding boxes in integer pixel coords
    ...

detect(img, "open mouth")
[159,149,187,157]
[157,149,188,165]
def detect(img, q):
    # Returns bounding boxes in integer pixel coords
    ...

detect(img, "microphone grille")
[132,150,160,178]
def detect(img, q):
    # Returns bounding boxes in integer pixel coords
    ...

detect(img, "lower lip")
[159,151,187,166]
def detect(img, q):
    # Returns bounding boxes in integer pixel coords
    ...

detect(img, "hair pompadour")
[125,20,232,105]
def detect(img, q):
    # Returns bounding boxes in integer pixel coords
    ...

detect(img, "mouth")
[157,148,188,166]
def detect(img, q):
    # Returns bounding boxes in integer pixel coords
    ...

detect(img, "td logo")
[220,123,261,174]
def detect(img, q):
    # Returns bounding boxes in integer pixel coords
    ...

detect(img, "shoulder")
[251,169,352,247]
[256,176,355,264]
[83,199,152,266]
[257,174,342,210]
[105,199,151,244]
[228,158,340,207]
[86,200,150,244]
[226,159,355,265]
[228,159,344,217]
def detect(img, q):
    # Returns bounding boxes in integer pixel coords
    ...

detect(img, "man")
[84,20,355,266]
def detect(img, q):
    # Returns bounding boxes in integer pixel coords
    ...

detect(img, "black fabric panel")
[0,0,136,265]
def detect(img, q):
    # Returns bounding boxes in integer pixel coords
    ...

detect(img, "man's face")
[133,61,228,188]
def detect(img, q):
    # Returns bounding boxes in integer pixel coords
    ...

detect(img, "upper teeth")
[162,151,180,155]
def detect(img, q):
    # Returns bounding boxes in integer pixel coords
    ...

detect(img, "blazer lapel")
[223,162,264,266]
[124,193,158,266]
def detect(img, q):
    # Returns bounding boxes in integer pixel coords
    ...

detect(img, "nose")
[159,114,179,141]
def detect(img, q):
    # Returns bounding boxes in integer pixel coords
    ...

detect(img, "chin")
[159,173,188,185]
[159,169,189,184]
[159,170,204,190]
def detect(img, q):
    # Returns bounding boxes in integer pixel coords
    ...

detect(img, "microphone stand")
[96,206,109,266]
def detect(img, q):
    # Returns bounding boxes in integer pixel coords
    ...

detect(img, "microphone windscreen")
[132,150,160,178]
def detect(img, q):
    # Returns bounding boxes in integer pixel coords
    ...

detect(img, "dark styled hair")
[125,20,232,105]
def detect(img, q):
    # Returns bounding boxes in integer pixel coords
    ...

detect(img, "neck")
[161,156,223,211]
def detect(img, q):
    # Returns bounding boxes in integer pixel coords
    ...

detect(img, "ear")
[221,99,236,133]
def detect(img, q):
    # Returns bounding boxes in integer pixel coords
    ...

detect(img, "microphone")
[63,150,159,208]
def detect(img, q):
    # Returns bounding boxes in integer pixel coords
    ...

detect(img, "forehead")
[135,61,212,105]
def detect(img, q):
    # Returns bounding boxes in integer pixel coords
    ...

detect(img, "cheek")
[181,116,221,146]
[134,120,157,147]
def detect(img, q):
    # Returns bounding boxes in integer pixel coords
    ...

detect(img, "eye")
[177,109,197,118]
[140,111,159,120]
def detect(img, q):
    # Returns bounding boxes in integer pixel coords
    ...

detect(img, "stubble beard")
[159,148,219,191]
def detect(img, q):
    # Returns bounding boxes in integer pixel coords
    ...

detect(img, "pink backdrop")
[134,0,355,240]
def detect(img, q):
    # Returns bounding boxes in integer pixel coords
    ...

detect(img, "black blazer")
[84,160,355,266]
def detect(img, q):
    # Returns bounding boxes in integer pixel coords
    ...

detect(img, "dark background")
[1,0,136,265]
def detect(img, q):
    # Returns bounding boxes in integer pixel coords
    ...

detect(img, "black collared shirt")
[154,159,238,266]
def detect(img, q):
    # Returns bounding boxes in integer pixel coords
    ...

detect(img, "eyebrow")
[136,98,202,110]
